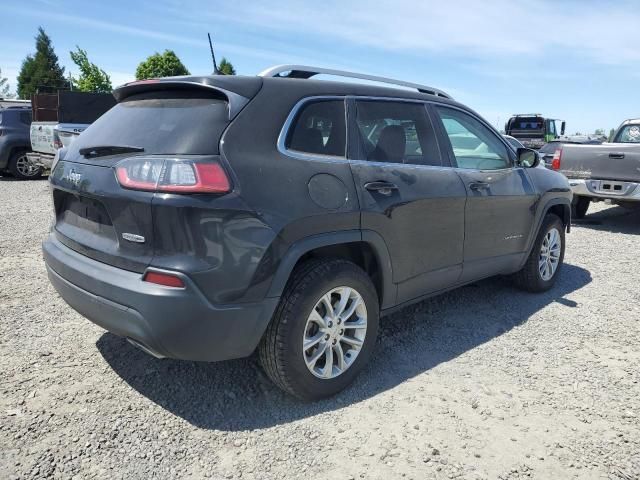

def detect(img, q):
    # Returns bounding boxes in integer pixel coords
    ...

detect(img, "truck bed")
[559,143,640,183]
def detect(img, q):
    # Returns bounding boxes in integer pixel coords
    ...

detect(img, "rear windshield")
[614,125,640,143]
[510,117,543,130]
[68,90,229,156]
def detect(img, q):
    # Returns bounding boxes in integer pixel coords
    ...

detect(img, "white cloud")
[176,0,640,65]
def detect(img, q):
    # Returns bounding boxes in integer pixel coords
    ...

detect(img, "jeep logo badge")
[64,169,82,187]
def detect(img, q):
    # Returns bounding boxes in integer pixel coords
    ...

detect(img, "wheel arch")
[266,230,396,309]
[524,197,571,258]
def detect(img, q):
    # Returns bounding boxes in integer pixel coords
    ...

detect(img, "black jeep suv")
[43,66,571,400]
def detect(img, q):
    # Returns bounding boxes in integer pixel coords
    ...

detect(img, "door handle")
[364,181,398,196]
[609,153,625,159]
[469,181,490,191]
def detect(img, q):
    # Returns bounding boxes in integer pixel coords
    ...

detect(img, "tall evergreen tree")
[218,57,236,75]
[17,27,67,99]
[0,67,11,97]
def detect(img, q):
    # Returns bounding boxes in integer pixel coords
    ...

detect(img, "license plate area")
[589,180,635,196]
[54,191,116,239]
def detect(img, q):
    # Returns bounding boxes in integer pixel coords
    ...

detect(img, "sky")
[2,0,639,134]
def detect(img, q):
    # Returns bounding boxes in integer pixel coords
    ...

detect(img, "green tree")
[17,27,67,99]
[218,57,236,75]
[0,67,11,97]
[609,128,616,141]
[69,47,112,93]
[594,128,604,136]
[135,50,190,80]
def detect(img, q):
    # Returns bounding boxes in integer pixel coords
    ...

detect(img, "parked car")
[27,91,115,173]
[552,118,640,218]
[0,106,36,179]
[43,65,572,400]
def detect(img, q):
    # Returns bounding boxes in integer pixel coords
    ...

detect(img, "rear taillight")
[115,157,230,194]
[551,148,562,170]
[53,130,63,149]
[143,271,185,288]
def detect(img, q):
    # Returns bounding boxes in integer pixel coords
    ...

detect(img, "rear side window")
[354,100,441,165]
[20,112,32,125]
[285,100,346,157]
[68,90,230,156]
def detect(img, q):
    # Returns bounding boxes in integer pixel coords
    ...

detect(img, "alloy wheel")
[303,286,368,379]
[539,227,561,281]
[15,154,40,178]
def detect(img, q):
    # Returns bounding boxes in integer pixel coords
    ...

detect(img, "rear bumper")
[569,178,640,202]
[43,234,279,362]
[27,152,55,169]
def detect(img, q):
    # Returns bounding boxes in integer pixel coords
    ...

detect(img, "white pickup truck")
[26,91,115,170]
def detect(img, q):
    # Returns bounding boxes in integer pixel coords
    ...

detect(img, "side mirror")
[517,147,539,168]
[560,121,566,136]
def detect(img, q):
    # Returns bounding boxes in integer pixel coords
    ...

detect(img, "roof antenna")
[208,33,222,75]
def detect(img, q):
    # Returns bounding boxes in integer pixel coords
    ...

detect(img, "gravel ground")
[1,177,639,480]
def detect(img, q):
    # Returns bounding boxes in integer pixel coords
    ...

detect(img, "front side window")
[285,99,346,157]
[354,100,441,165]
[435,107,511,170]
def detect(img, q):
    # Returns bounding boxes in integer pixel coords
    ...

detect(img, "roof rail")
[258,64,452,99]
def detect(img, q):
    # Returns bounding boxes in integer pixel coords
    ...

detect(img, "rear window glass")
[285,100,346,157]
[20,112,32,125]
[615,125,640,143]
[68,91,229,156]
[510,118,543,130]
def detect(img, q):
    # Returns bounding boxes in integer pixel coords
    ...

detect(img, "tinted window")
[69,90,229,156]
[285,100,346,157]
[355,101,441,165]
[436,107,510,170]
[511,117,543,130]
[19,112,32,125]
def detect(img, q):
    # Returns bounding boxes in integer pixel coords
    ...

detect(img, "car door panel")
[431,104,538,282]
[349,99,467,305]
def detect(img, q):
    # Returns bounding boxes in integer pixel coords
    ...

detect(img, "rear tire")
[513,214,565,292]
[259,258,379,401]
[8,149,42,180]
[572,196,590,219]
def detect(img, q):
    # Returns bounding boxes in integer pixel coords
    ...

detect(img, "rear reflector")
[143,271,185,288]
[115,157,230,194]
[551,148,562,170]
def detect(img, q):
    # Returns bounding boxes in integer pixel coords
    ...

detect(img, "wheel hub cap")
[539,227,561,281]
[302,286,367,379]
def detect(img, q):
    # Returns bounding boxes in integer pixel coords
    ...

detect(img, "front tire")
[259,259,379,401]
[513,214,565,292]
[8,150,42,180]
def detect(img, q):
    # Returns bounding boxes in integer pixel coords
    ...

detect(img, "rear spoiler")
[113,76,263,120]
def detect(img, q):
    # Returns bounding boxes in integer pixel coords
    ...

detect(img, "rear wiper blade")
[79,145,144,158]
